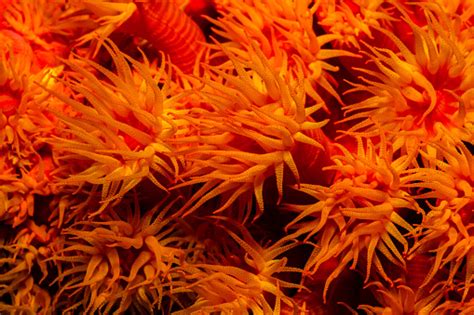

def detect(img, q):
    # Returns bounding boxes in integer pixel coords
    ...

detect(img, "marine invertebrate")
[2,0,86,69]
[172,42,329,221]
[174,221,304,313]
[45,40,185,216]
[49,196,190,313]
[285,135,421,300]
[0,25,65,226]
[404,138,473,301]
[432,0,474,25]
[211,0,356,106]
[340,3,473,145]
[433,297,474,315]
[0,233,52,314]
[314,0,395,50]
[1,0,472,313]
[358,280,447,315]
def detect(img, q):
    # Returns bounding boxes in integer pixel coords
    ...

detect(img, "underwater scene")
[0,0,473,314]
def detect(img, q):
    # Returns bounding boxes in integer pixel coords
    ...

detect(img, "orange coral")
[286,135,421,300]
[0,0,473,313]
[340,4,473,145]
[44,40,185,216]
[48,196,190,313]
[172,42,330,221]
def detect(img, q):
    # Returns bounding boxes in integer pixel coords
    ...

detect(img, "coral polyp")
[285,135,420,301]
[341,4,473,144]
[45,40,184,215]
[314,0,394,50]
[172,43,330,221]
[48,197,190,313]
[174,223,304,313]
[0,0,472,313]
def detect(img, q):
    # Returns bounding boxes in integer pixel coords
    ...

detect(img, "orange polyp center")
[423,63,463,91]
[433,90,459,116]
[291,130,334,185]
[399,88,459,133]
[397,58,463,134]
[0,87,20,116]
[459,205,473,226]
[115,111,152,150]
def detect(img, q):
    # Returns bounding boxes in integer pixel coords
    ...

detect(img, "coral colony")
[0,0,473,314]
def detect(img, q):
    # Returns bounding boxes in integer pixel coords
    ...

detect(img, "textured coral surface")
[0,0,473,314]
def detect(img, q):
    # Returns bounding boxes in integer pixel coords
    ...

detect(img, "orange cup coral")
[0,0,472,314]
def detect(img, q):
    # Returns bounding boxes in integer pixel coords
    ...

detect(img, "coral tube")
[125,0,206,73]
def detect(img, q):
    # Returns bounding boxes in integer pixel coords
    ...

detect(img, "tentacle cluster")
[0,0,472,313]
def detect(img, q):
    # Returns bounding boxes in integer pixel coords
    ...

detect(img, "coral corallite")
[0,0,473,314]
